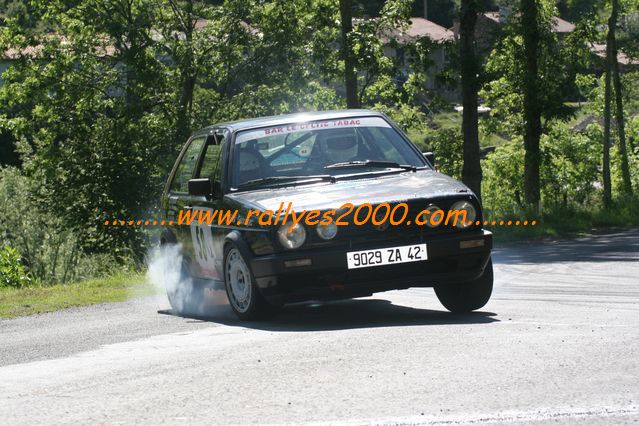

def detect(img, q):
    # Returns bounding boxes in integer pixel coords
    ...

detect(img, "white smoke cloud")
[146,243,198,315]
[146,243,228,317]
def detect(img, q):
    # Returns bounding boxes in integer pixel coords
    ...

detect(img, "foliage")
[0,0,175,255]
[480,0,574,137]
[0,0,439,265]
[0,245,32,288]
[481,138,525,215]
[0,167,129,284]
[0,0,43,28]
[481,123,601,215]
[540,123,601,206]
[0,0,638,277]
[423,127,463,180]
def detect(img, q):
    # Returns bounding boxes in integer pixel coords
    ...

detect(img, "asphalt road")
[1,229,638,425]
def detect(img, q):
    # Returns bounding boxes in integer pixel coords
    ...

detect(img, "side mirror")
[188,178,213,197]
[423,151,435,166]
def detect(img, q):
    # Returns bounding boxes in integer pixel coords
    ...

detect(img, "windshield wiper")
[236,175,336,189]
[324,160,417,172]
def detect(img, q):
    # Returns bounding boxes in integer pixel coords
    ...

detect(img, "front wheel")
[434,259,493,313]
[224,243,277,320]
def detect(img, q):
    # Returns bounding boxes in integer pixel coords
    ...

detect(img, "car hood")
[226,170,472,212]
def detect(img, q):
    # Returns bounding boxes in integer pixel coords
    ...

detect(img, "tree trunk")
[176,0,196,144]
[459,0,482,202]
[339,0,359,108]
[521,0,542,211]
[603,1,615,207]
[176,74,196,143]
[610,0,632,195]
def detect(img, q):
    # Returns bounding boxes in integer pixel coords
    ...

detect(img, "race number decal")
[190,208,220,279]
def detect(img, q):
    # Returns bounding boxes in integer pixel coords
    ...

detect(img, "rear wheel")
[434,259,493,313]
[224,243,277,320]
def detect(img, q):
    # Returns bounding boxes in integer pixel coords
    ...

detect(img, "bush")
[540,123,600,207]
[481,122,601,216]
[423,128,463,180]
[481,138,525,215]
[0,245,32,288]
[0,167,130,284]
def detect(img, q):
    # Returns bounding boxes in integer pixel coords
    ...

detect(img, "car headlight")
[277,223,306,249]
[450,200,477,229]
[421,204,443,228]
[316,222,338,240]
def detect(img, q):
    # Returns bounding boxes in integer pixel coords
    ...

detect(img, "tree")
[339,0,359,108]
[459,0,482,201]
[602,0,633,205]
[521,0,543,210]
[0,0,173,255]
[602,2,613,206]
[154,0,220,145]
[610,0,632,196]
[159,0,199,144]
[481,0,572,211]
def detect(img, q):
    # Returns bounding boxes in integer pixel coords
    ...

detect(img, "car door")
[188,130,228,281]
[165,136,207,257]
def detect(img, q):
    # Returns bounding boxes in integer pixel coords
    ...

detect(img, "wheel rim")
[225,248,252,313]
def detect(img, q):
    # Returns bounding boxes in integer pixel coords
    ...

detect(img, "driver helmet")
[322,130,358,163]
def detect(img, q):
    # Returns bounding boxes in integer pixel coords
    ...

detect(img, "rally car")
[160,110,493,320]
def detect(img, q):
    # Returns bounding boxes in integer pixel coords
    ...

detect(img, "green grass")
[407,111,509,149]
[487,199,639,243]
[0,273,157,319]
[431,111,461,131]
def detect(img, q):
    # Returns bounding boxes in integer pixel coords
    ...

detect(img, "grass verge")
[488,200,639,243]
[0,273,157,319]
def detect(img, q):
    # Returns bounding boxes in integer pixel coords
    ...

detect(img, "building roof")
[590,43,639,66]
[480,12,575,34]
[358,16,454,44]
[482,11,503,24]
[401,17,455,42]
[551,16,576,33]
[572,115,604,133]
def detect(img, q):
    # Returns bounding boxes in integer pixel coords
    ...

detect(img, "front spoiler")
[249,230,493,305]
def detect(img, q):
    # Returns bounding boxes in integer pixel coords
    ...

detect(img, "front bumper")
[250,229,492,305]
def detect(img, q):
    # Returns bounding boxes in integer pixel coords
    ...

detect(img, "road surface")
[1,229,638,425]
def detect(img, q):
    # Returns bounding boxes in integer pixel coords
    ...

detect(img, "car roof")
[191,109,386,137]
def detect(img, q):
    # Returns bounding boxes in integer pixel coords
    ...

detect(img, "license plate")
[346,244,428,269]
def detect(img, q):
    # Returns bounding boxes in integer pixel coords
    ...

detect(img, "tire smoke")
[146,243,227,317]
[147,244,199,315]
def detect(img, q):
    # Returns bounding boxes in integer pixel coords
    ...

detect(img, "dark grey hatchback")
[160,110,493,320]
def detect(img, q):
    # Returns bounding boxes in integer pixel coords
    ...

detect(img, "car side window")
[197,135,225,181]
[170,137,206,193]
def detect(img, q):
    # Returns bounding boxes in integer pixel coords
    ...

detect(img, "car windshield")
[231,116,426,188]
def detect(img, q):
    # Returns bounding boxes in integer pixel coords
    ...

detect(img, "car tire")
[434,259,493,313]
[161,243,205,316]
[223,243,278,321]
